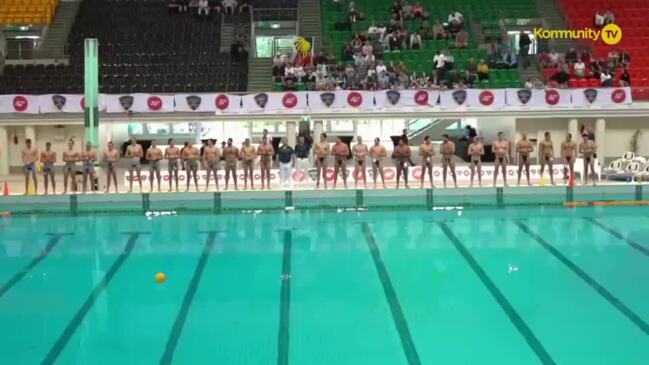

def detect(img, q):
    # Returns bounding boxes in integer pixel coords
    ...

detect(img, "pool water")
[0,206,648,364]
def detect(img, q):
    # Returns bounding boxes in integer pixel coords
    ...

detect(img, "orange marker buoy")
[155,273,166,283]
[3,182,9,196]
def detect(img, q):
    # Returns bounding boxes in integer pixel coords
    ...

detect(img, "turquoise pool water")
[0,206,647,364]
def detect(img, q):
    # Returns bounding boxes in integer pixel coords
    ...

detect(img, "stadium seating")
[0,0,249,95]
[320,0,538,89]
[0,0,58,25]
[559,0,649,98]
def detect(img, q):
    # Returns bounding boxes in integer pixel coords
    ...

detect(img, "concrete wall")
[6,126,84,167]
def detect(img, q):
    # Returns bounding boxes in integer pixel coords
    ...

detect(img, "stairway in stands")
[298,0,322,51]
[247,57,273,92]
[534,0,577,53]
[35,0,80,59]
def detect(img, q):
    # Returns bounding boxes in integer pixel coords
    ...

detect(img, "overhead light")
[19,26,29,31]
[15,36,40,39]
[270,23,280,29]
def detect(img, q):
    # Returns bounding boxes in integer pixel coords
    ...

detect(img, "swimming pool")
[0,203,647,364]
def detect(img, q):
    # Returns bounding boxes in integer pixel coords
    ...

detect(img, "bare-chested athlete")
[146,140,163,192]
[394,138,411,189]
[165,139,180,191]
[331,137,350,189]
[516,133,533,186]
[561,133,577,184]
[493,132,509,187]
[579,133,598,185]
[240,138,256,190]
[538,131,556,185]
[182,143,200,191]
[257,136,274,190]
[104,141,120,194]
[81,141,97,193]
[63,139,79,194]
[40,142,57,195]
[223,138,239,190]
[22,138,38,195]
[468,136,484,187]
[314,133,330,189]
[369,137,387,189]
[352,136,369,189]
[126,138,144,193]
[419,136,435,189]
[202,139,220,191]
[440,134,457,188]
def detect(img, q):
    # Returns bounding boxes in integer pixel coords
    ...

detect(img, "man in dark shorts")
[369,137,387,189]
[579,133,598,185]
[223,138,239,190]
[492,132,509,187]
[538,131,556,185]
[515,133,533,186]
[202,139,220,191]
[440,134,457,188]
[561,133,577,184]
[314,133,330,189]
[331,136,350,189]
[419,135,435,188]
[257,136,275,189]
[40,142,57,195]
[394,138,411,189]
[22,138,39,194]
[352,136,369,189]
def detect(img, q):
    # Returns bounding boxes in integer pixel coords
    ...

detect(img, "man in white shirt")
[410,32,422,49]
[574,60,586,78]
[375,60,387,74]
[600,70,613,86]
[549,50,560,67]
[198,0,210,15]
[433,51,446,85]
[594,11,605,27]
[368,21,379,35]
[222,0,237,14]
[448,10,463,25]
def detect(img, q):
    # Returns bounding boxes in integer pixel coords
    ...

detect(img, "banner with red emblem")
[466,89,506,108]
[105,94,175,113]
[173,93,241,113]
[0,95,41,114]
[374,89,439,108]
[242,92,307,112]
[504,88,572,107]
[570,87,632,107]
[307,90,375,112]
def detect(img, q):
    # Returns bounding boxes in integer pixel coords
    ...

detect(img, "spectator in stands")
[376,59,387,74]
[455,29,468,48]
[565,48,578,65]
[294,63,305,82]
[433,50,446,85]
[574,59,586,78]
[419,20,430,38]
[448,10,464,29]
[198,0,210,16]
[239,0,251,13]
[444,50,455,70]
[389,32,402,51]
[619,49,630,67]
[315,65,328,90]
[432,20,446,40]
[581,50,592,64]
[518,32,532,68]
[445,69,464,89]
[464,70,477,87]
[368,21,381,40]
[389,1,403,21]
[272,56,284,82]
[600,69,613,87]
[413,2,427,19]
[348,2,361,23]
[448,18,461,36]
[589,59,601,79]
[502,50,517,68]
[342,44,354,62]
[620,68,631,86]
[401,0,414,20]
[603,10,614,25]
[222,0,237,14]
[351,33,363,53]
[548,49,560,68]
[477,59,489,81]
[466,57,477,76]
[525,77,544,89]
[410,32,422,49]
[607,49,619,68]
[594,11,605,28]
[549,65,570,87]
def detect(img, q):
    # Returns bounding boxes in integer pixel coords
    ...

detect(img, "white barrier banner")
[570,87,632,107]
[374,89,439,108]
[0,95,40,114]
[505,88,572,107]
[307,90,375,111]
[39,94,84,113]
[173,93,218,113]
[105,93,175,113]
[466,89,506,108]
[123,161,598,185]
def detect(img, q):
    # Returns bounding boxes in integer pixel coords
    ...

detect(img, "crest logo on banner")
[611,88,626,103]
[479,91,495,106]
[386,90,401,105]
[13,96,28,111]
[282,93,298,108]
[348,91,363,107]
[52,95,67,110]
[215,94,229,110]
[147,96,163,110]
[584,88,598,104]
[254,93,268,108]
[545,89,560,105]
[186,95,202,110]
[452,90,467,105]
[414,90,428,105]
[517,89,532,104]
[320,92,335,107]
[119,95,134,110]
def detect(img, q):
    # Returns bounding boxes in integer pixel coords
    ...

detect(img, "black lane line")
[41,233,140,365]
[515,221,649,336]
[438,222,556,365]
[277,229,292,365]
[159,231,217,365]
[583,217,649,257]
[0,233,70,299]
[361,222,421,365]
